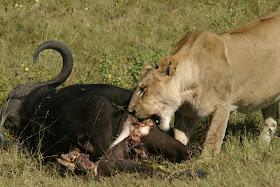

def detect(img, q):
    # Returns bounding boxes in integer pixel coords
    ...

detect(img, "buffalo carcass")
[0,41,205,178]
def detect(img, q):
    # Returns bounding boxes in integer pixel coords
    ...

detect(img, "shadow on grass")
[188,112,268,149]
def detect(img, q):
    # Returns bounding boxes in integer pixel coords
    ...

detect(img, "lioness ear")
[141,64,153,76]
[158,56,177,77]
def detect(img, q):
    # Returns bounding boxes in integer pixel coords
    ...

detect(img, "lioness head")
[128,56,183,131]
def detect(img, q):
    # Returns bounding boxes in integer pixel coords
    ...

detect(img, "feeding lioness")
[114,12,280,155]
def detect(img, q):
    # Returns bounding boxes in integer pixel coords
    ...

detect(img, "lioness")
[123,12,280,155]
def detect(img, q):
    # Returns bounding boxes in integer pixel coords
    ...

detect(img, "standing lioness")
[126,12,280,155]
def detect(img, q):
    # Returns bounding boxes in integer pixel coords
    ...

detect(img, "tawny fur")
[128,12,280,155]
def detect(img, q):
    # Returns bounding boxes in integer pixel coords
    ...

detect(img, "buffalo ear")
[141,64,153,76]
[158,56,177,77]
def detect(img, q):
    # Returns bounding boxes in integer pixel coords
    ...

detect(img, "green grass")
[0,0,280,186]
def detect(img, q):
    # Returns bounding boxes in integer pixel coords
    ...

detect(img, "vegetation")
[0,0,279,186]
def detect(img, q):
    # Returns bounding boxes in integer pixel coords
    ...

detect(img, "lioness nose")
[127,104,134,113]
[129,109,136,116]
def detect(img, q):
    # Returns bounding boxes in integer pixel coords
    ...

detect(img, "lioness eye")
[139,87,146,95]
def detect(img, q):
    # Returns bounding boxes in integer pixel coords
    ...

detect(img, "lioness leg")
[174,112,199,145]
[260,102,279,143]
[203,106,230,155]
